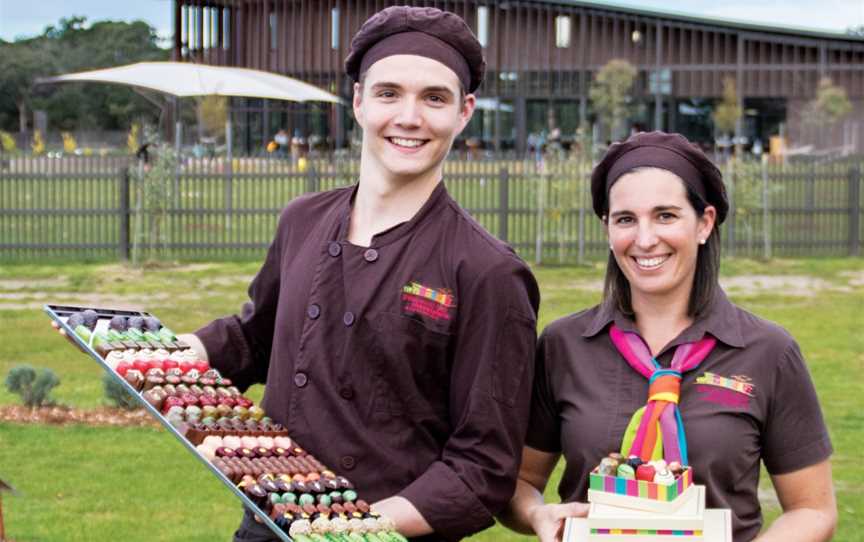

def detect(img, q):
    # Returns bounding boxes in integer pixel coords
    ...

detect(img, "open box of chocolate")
[45,304,407,542]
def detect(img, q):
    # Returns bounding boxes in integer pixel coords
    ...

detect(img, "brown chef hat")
[590,131,730,224]
[345,5,486,93]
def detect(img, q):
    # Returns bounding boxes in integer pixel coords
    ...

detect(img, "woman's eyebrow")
[609,205,683,218]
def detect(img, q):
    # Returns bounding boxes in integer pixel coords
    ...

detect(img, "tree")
[803,77,853,126]
[197,95,228,140]
[589,59,637,141]
[0,17,170,133]
[712,76,742,136]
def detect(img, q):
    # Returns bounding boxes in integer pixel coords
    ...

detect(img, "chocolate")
[123,369,145,391]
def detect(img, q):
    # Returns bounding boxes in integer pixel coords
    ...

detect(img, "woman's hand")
[527,501,589,542]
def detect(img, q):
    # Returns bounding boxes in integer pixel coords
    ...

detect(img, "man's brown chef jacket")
[196,182,540,541]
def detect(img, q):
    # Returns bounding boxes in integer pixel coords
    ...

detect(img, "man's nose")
[394,99,422,127]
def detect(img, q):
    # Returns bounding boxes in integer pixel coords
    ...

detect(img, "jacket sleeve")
[397,259,540,541]
[193,209,288,391]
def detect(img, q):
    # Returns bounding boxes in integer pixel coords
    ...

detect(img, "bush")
[103,373,141,410]
[5,365,60,408]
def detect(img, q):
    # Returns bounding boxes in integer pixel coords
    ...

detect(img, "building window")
[270,12,277,50]
[556,15,571,48]
[477,6,489,47]
[332,7,340,50]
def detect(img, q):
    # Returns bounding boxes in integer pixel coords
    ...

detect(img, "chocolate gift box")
[45,304,407,542]
[563,455,731,542]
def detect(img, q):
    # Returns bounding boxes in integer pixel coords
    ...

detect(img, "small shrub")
[103,373,141,410]
[5,365,60,408]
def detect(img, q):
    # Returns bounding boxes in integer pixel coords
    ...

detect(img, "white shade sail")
[38,61,342,103]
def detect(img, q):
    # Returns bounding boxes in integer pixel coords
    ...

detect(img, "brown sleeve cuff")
[398,461,495,541]
[764,435,833,475]
[194,314,260,391]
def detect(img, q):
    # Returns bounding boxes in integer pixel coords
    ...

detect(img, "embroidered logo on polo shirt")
[401,281,456,321]
[695,372,756,408]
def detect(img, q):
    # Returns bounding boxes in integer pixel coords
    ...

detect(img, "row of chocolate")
[595,452,687,485]
[63,308,405,541]
[68,309,189,353]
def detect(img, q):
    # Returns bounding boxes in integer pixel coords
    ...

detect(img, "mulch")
[0,404,159,428]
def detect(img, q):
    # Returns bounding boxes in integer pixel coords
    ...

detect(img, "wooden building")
[172,0,864,153]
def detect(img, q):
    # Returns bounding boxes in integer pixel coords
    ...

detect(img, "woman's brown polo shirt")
[527,289,832,541]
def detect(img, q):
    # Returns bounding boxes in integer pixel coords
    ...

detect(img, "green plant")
[4,365,60,408]
[589,59,638,141]
[102,372,140,410]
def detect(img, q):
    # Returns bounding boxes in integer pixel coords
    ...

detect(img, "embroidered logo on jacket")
[401,281,456,321]
[695,372,755,408]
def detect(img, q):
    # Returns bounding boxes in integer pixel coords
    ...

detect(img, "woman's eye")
[615,216,634,225]
[658,212,677,221]
[377,90,396,99]
[427,95,445,104]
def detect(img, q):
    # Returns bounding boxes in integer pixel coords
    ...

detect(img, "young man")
[183,7,540,541]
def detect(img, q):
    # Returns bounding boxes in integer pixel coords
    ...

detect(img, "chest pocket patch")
[695,372,756,409]
[401,281,456,322]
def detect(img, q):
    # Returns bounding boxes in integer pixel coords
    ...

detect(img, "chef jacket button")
[363,248,379,262]
[340,455,356,470]
[328,241,342,257]
[307,304,321,319]
[339,387,354,400]
[294,372,308,388]
[343,311,355,326]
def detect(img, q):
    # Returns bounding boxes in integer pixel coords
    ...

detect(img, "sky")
[1,0,863,43]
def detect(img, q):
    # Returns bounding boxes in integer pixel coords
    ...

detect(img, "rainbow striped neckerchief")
[610,323,716,465]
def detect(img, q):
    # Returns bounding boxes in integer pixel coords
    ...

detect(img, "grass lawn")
[0,258,861,541]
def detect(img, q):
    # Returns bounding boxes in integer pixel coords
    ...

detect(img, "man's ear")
[457,93,477,132]
[352,82,364,127]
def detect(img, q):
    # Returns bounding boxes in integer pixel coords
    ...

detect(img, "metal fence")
[1,155,861,263]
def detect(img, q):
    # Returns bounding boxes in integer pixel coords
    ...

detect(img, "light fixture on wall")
[631,29,642,44]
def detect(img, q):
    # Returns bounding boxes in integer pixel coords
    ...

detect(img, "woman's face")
[607,167,716,303]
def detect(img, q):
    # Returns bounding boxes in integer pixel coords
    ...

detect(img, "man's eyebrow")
[369,82,455,96]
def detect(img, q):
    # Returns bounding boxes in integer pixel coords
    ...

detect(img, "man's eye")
[427,95,445,103]
[615,216,634,225]
[658,212,677,221]
[378,90,396,98]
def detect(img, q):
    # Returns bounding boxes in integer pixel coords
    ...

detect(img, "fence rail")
[1,155,862,263]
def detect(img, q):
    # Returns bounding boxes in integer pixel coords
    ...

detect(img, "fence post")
[849,166,861,257]
[498,167,509,242]
[119,167,130,261]
[761,158,771,260]
[726,161,736,257]
[306,162,319,193]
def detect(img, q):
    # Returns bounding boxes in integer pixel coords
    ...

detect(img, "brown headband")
[605,145,708,204]
[358,31,471,91]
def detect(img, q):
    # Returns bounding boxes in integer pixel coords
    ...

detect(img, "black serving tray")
[44,304,292,542]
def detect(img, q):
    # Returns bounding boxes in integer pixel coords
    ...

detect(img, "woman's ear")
[698,205,717,242]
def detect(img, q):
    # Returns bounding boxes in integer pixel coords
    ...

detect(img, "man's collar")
[582,287,745,349]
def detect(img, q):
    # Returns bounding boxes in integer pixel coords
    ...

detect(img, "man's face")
[353,54,476,183]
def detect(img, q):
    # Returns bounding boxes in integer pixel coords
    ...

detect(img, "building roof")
[538,0,864,43]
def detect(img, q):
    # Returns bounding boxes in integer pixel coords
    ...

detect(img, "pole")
[498,167,509,242]
[761,158,771,260]
[119,167,131,261]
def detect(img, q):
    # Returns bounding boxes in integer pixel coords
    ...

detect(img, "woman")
[501,132,836,542]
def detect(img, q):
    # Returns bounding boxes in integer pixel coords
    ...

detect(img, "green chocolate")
[342,489,357,502]
[298,493,315,506]
[616,464,636,479]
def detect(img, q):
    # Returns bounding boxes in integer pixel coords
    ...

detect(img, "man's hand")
[527,501,589,542]
[50,320,86,353]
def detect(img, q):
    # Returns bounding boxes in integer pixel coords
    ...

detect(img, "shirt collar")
[335,180,449,247]
[582,287,745,350]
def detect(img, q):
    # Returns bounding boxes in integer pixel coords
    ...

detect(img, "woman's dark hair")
[602,172,721,318]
